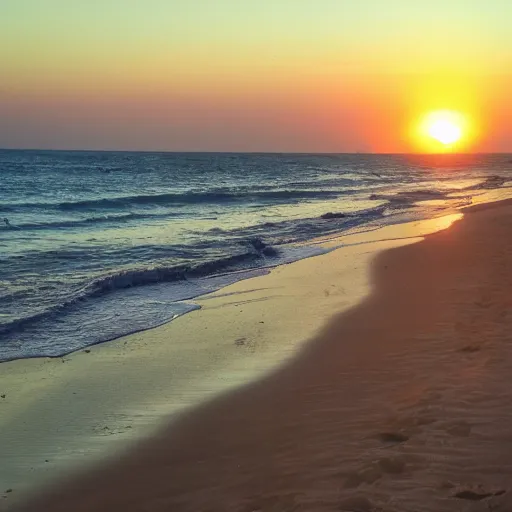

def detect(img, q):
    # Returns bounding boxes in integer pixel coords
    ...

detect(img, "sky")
[1,0,512,152]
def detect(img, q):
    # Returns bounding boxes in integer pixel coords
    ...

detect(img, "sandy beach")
[5,200,512,511]
[2,213,431,507]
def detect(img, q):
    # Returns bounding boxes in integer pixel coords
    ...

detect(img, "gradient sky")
[2,0,511,152]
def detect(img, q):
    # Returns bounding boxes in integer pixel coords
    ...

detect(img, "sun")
[418,110,468,150]
[427,118,461,145]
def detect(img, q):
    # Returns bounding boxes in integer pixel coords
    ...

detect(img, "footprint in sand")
[452,485,506,507]
[377,432,409,444]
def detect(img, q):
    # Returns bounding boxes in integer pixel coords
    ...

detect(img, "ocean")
[1,150,511,362]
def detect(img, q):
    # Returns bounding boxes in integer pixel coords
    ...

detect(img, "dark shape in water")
[247,238,278,256]
[321,212,346,220]
[261,246,278,256]
[3,218,18,229]
[247,238,268,251]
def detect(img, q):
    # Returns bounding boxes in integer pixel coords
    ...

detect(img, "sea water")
[1,150,511,361]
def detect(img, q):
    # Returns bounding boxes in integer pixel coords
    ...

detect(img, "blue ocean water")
[1,150,511,362]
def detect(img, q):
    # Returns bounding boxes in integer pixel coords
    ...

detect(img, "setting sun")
[415,110,471,152]
[427,117,462,145]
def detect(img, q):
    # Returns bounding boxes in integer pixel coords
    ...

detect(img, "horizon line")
[1,147,511,156]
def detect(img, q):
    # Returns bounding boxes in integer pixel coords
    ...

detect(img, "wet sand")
[12,200,512,511]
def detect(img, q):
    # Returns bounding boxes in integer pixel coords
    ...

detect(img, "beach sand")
[1,217,430,508]
[7,201,512,511]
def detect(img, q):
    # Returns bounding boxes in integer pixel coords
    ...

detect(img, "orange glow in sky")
[1,1,511,152]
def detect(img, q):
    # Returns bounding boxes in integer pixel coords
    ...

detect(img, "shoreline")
[6,177,509,364]
[3,150,512,365]
[0,212,463,507]
[1,209,464,364]
[12,198,512,511]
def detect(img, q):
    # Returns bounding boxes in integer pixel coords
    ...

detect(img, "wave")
[16,176,505,213]
[473,175,508,189]
[369,176,510,207]
[0,241,277,336]
[6,188,354,211]
[370,190,446,204]
[9,212,178,231]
